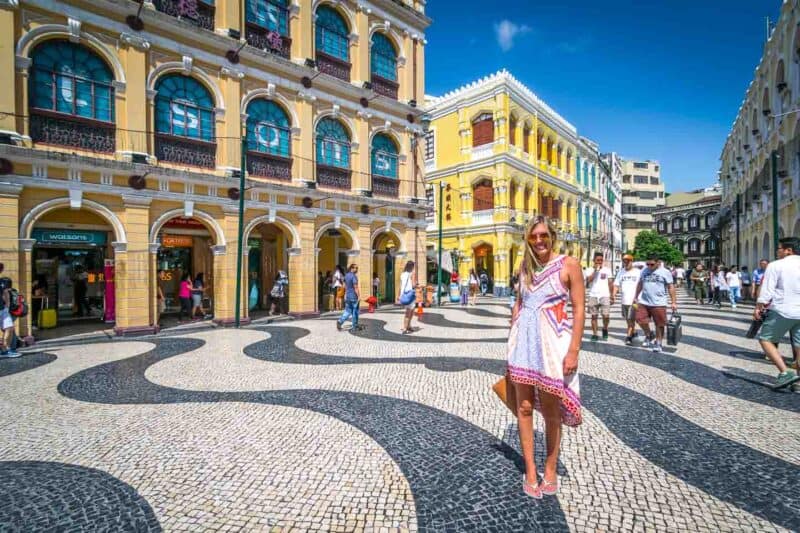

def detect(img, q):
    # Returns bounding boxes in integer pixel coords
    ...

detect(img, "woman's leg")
[403,308,412,331]
[514,383,537,485]
[538,390,563,485]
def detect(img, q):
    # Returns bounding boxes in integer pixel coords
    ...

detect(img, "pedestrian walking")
[0,264,19,358]
[332,266,345,312]
[690,264,708,305]
[479,270,489,296]
[585,252,613,341]
[468,268,479,306]
[372,275,380,298]
[336,264,360,331]
[725,266,741,308]
[752,259,768,301]
[740,266,753,301]
[710,265,724,308]
[191,273,206,320]
[675,265,686,288]
[269,271,288,315]
[633,255,678,353]
[399,261,417,334]
[612,254,642,345]
[508,215,584,499]
[753,237,800,389]
[178,273,192,322]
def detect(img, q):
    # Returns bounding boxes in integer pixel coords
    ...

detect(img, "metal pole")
[436,181,444,306]
[234,135,246,328]
[771,150,779,258]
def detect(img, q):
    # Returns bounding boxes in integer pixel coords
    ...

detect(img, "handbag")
[746,310,767,339]
[666,312,682,346]
[492,374,517,416]
[399,276,415,305]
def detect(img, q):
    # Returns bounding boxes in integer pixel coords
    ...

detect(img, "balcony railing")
[471,209,494,225]
[372,175,399,197]
[316,163,351,190]
[30,110,115,153]
[155,134,216,168]
[245,24,291,59]
[247,152,292,180]
[316,52,351,82]
[370,74,399,100]
[153,0,215,31]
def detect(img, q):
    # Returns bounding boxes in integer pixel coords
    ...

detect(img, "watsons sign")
[32,229,108,246]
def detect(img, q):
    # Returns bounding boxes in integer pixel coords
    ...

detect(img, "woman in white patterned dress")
[508,215,585,498]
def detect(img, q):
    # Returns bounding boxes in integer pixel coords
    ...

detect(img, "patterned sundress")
[507,255,582,427]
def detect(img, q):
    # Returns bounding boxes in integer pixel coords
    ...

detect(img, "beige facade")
[620,159,666,249]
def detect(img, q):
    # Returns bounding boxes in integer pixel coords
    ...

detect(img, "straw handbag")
[492,374,517,416]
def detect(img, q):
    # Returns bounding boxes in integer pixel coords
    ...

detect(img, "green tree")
[632,230,684,265]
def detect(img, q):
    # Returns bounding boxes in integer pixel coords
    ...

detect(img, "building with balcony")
[653,186,721,268]
[423,70,582,295]
[0,0,430,339]
[620,158,665,249]
[718,0,800,268]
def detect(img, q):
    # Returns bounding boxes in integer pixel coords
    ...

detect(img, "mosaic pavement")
[0,293,798,532]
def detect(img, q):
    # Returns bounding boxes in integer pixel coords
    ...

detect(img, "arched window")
[705,211,717,228]
[315,6,349,62]
[673,240,684,253]
[508,115,517,146]
[29,40,116,152]
[316,117,350,168]
[245,0,290,56]
[536,130,544,160]
[671,217,683,232]
[371,133,398,178]
[155,75,215,141]
[371,33,397,82]
[706,237,718,253]
[246,100,290,157]
[473,179,494,211]
[688,238,701,254]
[688,214,700,230]
[522,124,531,153]
[472,113,494,147]
[657,219,667,233]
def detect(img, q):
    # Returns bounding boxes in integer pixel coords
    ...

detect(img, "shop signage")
[161,234,194,248]
[32,229,107,246]
[164,218,205,230]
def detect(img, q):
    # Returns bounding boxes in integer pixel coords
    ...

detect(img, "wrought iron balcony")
[315,52,351,82]
[247,151,292,181]
[245,24,291,59]
[30,110,115,153]
[370,74,399,100]
[155,134,216,168]
[316,163,351,190]
[372,175,399,197]
[153,0,214,31]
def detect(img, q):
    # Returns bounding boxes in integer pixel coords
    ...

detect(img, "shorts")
[636,304,667,328]
[1,309,13,330]
[469,284,478,296]
[192,293,202,307]
[588,296,610,317]
[336,287,345,299]
[621,304,635,321]
[759,311,800,345]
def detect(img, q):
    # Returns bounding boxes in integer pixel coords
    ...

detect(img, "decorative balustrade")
[155,134,216,168]
[245,25,291,58]
[471,209,494,225]
[370,75,399,100]
[30,111,115,153]
[372,175,399,197]
[247,152,292,180]
[316,164,351,190]
[153,0,215,30]
[316,52,351,82]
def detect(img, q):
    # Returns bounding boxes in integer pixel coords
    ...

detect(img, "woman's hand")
[563,348,579,376]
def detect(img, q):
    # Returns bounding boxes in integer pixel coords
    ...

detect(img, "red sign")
[164,218,205,230]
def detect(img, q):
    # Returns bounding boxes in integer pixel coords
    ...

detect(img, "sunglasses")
[527,233,551,242]
[646,262,656,267]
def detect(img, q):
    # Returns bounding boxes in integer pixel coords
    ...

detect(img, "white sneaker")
[652,342,663,353]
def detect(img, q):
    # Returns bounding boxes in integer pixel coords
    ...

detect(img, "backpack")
[9,288,28,318]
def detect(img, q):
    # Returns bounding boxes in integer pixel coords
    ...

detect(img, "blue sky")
[424,0,782,192]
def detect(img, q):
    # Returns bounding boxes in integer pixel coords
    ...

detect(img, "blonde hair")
[518,215,559,286]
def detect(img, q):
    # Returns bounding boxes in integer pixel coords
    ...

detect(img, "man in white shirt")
[675,266,686,288]
[612,254,642,345]
[725,266,742,308]
[754,237,800,389]
[585,252,614,341]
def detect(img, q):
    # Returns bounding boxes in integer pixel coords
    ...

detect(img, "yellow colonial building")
[0,0,430,339]
[424,70,584,295]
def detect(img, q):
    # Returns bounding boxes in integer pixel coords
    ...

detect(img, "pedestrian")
[72,264,90,317]
[191,273,206,320]
[585,252,613,341]
[686,264,695,292]
[675,265,686,288]
[399,261,417,334]
[156,270,166,320]
[752,259,768,301]
[633,255,678,353]
[0,264,19,358]
[373,274,380,298]
[508,215,584,498]
[178,273,192,322]
[710,265,723,308]
[269,270,288,315]
[612,253,642,345]
[690,264,708,305]
[31,274,48,322]
[753,237,800,389]
[479,270,489,296]
[716,267,729,308]
[336,264,360,331]
[468,268,479,306]
[740,266,752,301]
[332,265,345,312]
[725,265,741,309]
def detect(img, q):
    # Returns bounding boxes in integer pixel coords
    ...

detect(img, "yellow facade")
[424,71,582,294]
[0,0,429,338]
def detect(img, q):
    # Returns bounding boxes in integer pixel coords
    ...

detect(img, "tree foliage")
[632,230,684,265]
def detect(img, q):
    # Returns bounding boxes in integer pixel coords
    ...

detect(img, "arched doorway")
[28,207,117,331]
[244,222,292,316]
[372,231,402,303]
[153,215,218,322]
[473,242,494,289]
[762,232,770,261]
[317,224,356,312]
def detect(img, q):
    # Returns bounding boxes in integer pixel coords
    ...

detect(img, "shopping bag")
[666,312,682,346]
[492,374,517,416]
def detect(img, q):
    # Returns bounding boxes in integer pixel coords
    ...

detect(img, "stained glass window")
[371,134,398,178]
[30,40,114,122]
[246,0,288,35]
[316,6,349,61]
[316,117,350,168]
[371,33,397,81]
[246,100,290,157]
[155,75,215,141]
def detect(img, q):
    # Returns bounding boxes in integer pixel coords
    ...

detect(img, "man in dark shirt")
[336,264,361,331]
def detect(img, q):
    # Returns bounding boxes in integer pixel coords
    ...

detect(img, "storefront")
[155,218,214,315]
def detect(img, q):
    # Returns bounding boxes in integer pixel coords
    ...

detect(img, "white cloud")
[494,20,531,52]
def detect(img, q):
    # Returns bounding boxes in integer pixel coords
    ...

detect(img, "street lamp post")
[436,180,444,306]
[770,150,779,257]
[234,130,246,328]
